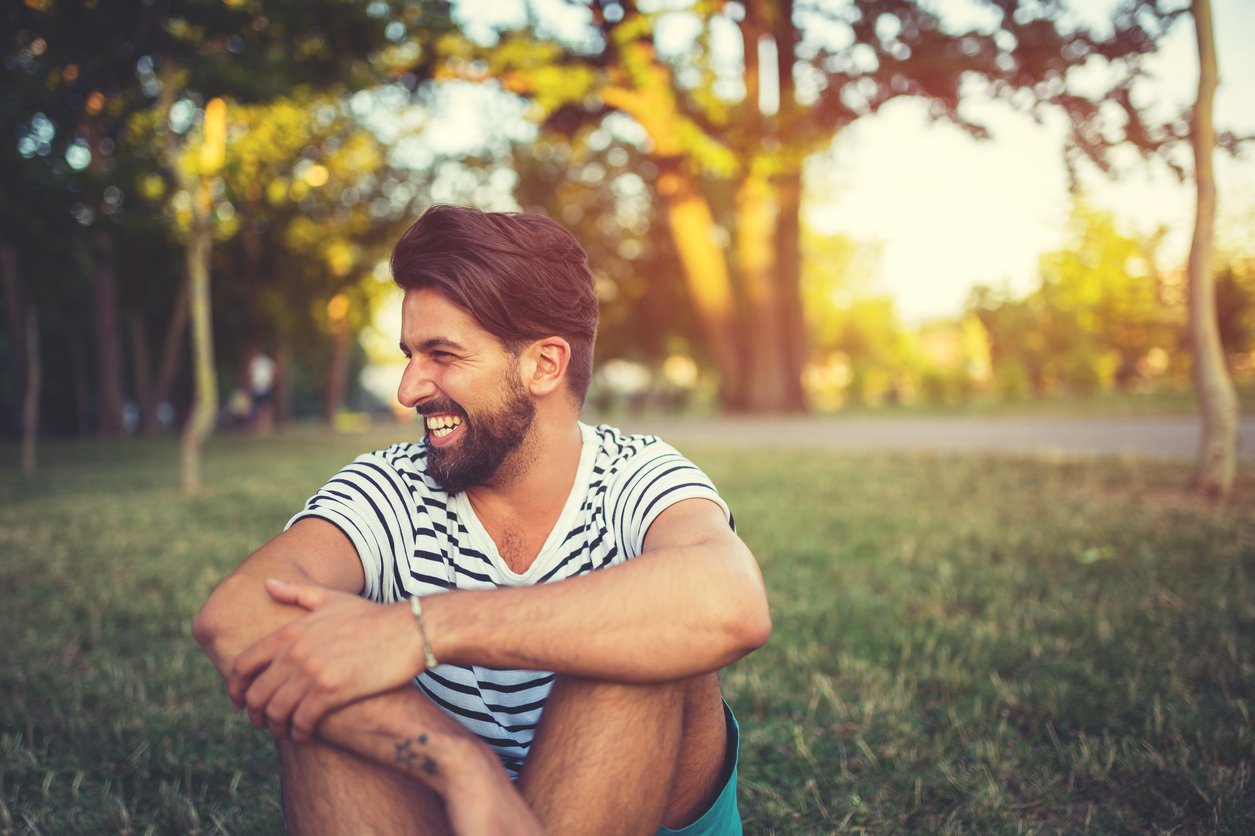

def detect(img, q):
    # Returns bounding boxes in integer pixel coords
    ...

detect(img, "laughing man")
[193,205,772,834]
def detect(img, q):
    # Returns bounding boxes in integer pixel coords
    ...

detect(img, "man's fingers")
[263,677,309,740]
[265,578,329,610]
[228,632,282,705]
[290,690,334,743]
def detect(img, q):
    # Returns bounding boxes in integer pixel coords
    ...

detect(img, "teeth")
[425,415,462,434]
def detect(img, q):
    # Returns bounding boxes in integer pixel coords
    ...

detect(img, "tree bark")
[153,274,190,428]
[181,182,218,494]
[735,169,791,411]
[129,311,156,434]
[602,35,746,409]
[0,242,25,433]
[1188,0,1238,498]
[22,305,39,476]
[774,166,809,412]
[92,232,126,438]
[275,342,292,429]
[655,169,746,410]
[323,317,351,426]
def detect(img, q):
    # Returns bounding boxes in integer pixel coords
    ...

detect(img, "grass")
[1,427,1253,833]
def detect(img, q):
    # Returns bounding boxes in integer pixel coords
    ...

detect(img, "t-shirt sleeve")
[605,440,731,559]
[285,451,414,603]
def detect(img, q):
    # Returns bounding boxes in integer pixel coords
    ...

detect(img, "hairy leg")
[279,685,541,835]
[279,737,452,836]
[517,672,728,835]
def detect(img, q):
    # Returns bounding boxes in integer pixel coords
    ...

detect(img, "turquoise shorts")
[658,701,742,836]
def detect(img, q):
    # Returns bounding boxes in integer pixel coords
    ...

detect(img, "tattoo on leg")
[394,738,417,769]
[393,734,438,777]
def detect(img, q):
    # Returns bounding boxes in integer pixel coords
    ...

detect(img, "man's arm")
[425,496,772,681]
[232,497,771,735]
[193,517,366,680]
[195,524,540,829]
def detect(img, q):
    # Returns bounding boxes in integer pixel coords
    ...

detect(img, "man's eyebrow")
[400,338,466,354]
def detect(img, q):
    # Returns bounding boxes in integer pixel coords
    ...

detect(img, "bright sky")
[808,0,1255,322]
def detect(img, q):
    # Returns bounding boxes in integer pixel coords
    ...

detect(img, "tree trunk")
[769,0,809,412]
[735,170,791,411]
[323,304,351,426]
[602,35,746,410]
[153,274,190,429]
[774,167,809,412]
[1188,0,1238,498]
[655,171,746,410]
[129,311,156,434]
[181,183,218,494]
[71,333,90,436]
[92,232,126,438]
[0,242,25,433]
[22,305,39,476]
[275,342,292,429]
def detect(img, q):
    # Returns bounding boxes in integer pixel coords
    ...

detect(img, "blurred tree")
[969,201,1183,398]
[3,1,443,486]
[1186,0,1236,498]
[511,125,695,368]
[1037,202,1172,391]
[430,0,1179,412]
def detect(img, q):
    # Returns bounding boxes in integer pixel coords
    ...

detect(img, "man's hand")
[228,579,425,742]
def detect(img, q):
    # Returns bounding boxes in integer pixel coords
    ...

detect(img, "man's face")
[397,288,537,493]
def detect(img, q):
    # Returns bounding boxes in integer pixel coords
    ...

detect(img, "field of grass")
[1,427,1253,833]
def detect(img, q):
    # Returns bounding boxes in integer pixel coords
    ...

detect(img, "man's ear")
[522,337,571,397]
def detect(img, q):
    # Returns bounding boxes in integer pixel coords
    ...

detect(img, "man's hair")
[390,204,599,403]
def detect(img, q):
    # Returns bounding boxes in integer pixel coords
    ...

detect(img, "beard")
[422,374,536,495]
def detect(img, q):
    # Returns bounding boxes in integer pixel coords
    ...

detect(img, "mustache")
[417,398,465,418]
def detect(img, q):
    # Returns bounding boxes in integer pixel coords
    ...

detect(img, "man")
[194,205,772,834]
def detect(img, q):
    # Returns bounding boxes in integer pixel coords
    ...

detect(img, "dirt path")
[609,414,1255,461]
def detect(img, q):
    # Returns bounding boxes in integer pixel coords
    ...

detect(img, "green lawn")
[1,429,1252,833]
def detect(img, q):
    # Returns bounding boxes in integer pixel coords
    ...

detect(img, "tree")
[433,0,1178,411]
[1186,0,1237,497]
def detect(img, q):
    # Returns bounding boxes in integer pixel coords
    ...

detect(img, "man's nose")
[397,361,436,408]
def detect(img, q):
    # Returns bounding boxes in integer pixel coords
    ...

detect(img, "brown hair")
[390,205,599,402]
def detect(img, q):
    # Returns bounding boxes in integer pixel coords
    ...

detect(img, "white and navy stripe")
[286,422,729,778]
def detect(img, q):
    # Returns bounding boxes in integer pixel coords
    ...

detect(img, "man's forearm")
[424,538,771,683]
[312,684,505,798]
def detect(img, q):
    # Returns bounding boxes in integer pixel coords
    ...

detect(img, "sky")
[807,0,1255,323]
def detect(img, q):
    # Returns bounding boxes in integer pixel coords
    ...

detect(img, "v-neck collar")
[449,422,598,584]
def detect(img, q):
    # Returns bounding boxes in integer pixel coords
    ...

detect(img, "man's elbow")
[191,574,246,677]
[728,594,772,657]
[720,548,772,658]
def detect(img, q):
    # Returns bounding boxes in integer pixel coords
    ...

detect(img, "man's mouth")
[425,414,463,440]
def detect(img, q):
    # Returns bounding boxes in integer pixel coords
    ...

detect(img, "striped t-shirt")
[286,421,730,777]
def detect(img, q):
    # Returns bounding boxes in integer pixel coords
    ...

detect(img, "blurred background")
[4,4,1255,831]
[2,0,1252,472]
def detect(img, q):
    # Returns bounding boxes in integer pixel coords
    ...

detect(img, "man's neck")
[464,417,585,573]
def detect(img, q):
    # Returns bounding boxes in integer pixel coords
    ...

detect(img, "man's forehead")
[399,288,488,346]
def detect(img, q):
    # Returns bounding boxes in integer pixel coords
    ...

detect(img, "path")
[610,415,1255,461]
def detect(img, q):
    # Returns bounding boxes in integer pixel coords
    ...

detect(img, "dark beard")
[423,380,536,495]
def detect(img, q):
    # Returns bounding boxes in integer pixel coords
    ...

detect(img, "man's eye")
[431,351,454,361]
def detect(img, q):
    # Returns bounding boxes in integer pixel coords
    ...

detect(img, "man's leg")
[278,686,540,836]
[279,737,451,836]
[517,672,729,835]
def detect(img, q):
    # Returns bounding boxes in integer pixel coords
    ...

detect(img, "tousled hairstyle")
[390,205,599,402]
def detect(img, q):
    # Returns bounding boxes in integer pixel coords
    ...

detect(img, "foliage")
[424,0,1185,410]
[0,1,450,439]
[0,432,1252,831]
[969,201,1195,397]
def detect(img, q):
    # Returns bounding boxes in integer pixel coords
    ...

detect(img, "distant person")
[194,205,771,834]
[247,347,275,435]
